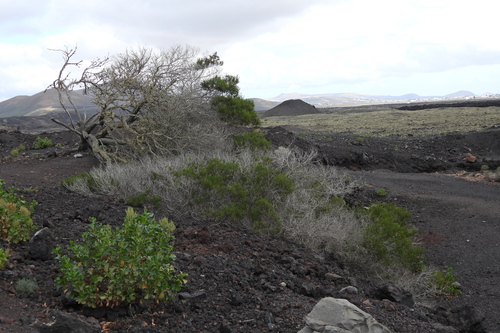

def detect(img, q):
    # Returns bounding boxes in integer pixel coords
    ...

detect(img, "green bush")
[10,144,26,157]
[359,202,424,272]
[0,180,37,244]
[53,208,186,308]
[126,189,162,208]
[233,130,271,150]
[175,157,294,233]
[15,278,38,296]
[375,188,387,197]
[0,248,8,268]
[33,136,53,149]
[433,267,461,295]
[211,96,260,126]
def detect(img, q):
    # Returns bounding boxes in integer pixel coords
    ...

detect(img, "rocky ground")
[0,125,499,332]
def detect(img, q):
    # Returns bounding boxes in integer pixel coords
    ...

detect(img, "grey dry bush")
[64,147,361,254]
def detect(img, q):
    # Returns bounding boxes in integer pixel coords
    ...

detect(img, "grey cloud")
[54,0,326,41]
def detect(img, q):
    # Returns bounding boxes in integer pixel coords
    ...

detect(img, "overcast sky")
[1,0,500,102]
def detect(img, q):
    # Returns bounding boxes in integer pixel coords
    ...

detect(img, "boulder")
[433,304,486,333]
[298,297,391,333]
[375,282,414,308]
[29,227,54,261]
[37,310,100,333]
[464,153,477,163]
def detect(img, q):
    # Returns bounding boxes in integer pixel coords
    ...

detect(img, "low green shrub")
[15,278,38,296]
[33,136,53,149]
[126,189,162,208]
[0,180,37,244]
[0,248,8,268]
[359,202,424,272]
[10,149,19,157]
[433,267,461,295]
[53,208,186,308]
[233,130,271,150]
[174,157,294,233]
[375,188,387,197]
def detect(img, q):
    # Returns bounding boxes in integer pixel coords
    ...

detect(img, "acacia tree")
[48,45,257,165]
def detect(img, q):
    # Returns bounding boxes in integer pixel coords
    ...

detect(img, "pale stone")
[298,297,391,333]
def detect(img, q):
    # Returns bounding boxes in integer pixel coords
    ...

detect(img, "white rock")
[298,297,391,333]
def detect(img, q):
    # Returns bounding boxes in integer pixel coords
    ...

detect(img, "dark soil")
[0,125,499,332]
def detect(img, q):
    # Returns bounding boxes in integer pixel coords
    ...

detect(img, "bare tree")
[48,45,230,165]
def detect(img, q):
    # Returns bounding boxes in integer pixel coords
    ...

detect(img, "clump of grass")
[375,188,387,197]
[10,144,27,157]
[61,173,98,193]
[433,267,461,296]
[15,278,38,296]
[33,136,53,149]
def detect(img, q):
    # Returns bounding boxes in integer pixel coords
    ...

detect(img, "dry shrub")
[65,147,362,254]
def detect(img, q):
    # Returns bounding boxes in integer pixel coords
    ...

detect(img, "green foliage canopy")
[53,208,186,308]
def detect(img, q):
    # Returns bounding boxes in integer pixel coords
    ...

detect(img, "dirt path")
[354,169,500,332]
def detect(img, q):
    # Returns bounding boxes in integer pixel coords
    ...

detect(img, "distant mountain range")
[1,89,498,118]
[0,89,98,118]
[263,91,499,108]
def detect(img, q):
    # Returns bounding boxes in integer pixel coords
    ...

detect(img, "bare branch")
[49,45,232,164]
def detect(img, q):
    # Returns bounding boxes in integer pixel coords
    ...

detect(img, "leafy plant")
[175,157,294,233]
[359,202,424,272]
[375,188,387,197]
[233,130,270,150]
[0,180,37,244]
[53,208,186,308]
[15,278,38,296]
[433,267,461,295]
[0,248,9,268]
[33,136,53,149]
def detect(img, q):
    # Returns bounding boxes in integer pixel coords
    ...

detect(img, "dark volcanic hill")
[0,89,96,117]
[261,99,320,117]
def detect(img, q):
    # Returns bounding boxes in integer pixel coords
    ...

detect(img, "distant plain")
[261,104,500,137]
